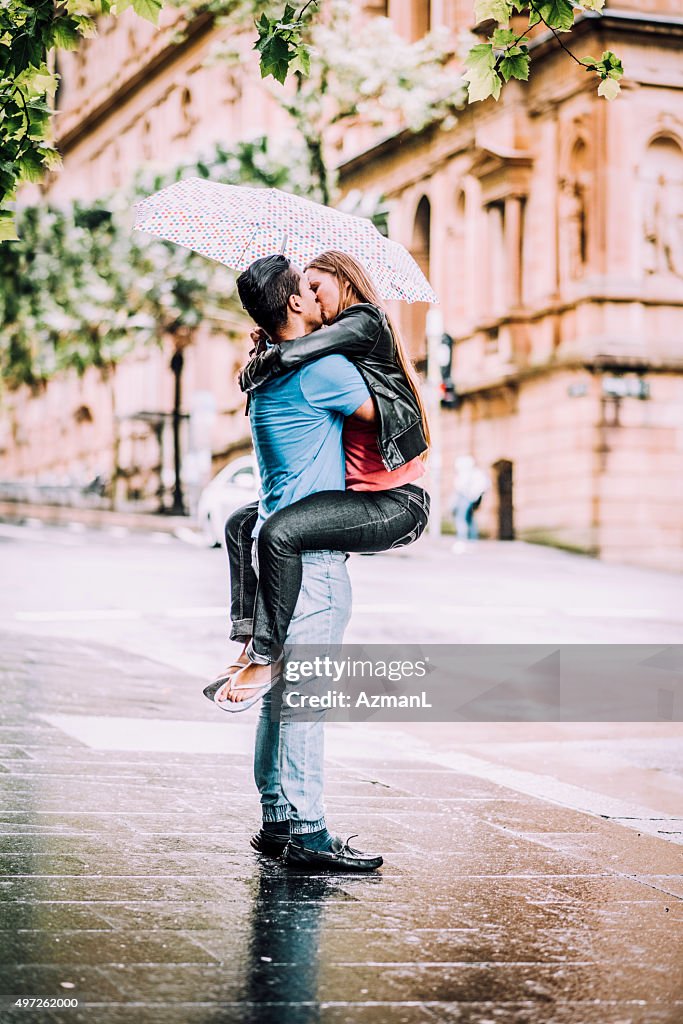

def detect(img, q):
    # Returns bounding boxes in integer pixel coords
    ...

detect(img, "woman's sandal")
[213,678,275,713]
[213,660,284,714]
[202,660,247,704]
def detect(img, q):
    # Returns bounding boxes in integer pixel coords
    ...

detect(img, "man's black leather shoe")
[250,829,290,858]
[284,834,383,872]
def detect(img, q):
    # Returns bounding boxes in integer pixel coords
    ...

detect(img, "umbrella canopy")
[133,177,438,304]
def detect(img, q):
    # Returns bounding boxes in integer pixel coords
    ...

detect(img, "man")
[222,254,382,872]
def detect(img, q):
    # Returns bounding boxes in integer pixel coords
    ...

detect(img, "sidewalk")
[0,501,192,536]
[1,632,682,1024]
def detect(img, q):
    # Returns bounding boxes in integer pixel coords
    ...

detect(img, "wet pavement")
[1,631,682,1023]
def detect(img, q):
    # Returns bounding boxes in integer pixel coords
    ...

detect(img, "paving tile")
[0,631,681,1021]
[0,930,216,966]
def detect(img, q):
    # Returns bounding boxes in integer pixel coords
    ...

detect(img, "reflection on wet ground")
[0,633,682,1023]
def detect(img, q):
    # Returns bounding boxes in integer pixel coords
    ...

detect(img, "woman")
[210,250,431,709]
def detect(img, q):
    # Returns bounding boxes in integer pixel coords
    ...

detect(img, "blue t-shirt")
[250,354,371,535]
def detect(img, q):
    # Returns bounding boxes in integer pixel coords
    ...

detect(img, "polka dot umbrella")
[133,177,438,304]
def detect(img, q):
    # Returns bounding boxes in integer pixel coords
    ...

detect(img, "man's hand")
[240,346,281,393]
[350,397,376,424]
[249,328,270,356]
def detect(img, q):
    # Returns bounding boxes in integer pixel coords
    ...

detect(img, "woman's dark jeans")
[224,483,430,662]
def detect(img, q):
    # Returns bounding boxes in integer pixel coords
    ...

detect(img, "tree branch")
[297,0,318,21]
[529,2,584,67]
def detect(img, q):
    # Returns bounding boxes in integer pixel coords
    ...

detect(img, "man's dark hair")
[236,255,301,336]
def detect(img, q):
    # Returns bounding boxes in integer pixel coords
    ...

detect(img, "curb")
[0,500,195,535]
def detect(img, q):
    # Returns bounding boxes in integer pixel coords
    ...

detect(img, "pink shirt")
[343,419,426,492]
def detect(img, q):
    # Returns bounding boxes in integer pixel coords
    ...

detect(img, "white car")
[197,455,260,547]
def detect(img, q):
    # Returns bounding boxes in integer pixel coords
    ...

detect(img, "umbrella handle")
[280,232,288,255]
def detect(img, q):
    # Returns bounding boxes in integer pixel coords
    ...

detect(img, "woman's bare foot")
[216,661,276,703]
[221,650,249,674]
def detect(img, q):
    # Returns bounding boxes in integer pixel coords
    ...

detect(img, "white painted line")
[0,524,80,546]
[15,609,142,622]
[12,604,680,624]
[39,713,254,755]
[565,607,676,620]
[22,713,683,847]
[164,606,227,619]
[37,713,413,763]
[352,604,545,615]
[392,740,683,842]
[107,526,129,538]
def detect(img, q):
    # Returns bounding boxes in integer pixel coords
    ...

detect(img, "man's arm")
[299,355,373,420]
[240,304,384,393]
[350,396,376,423]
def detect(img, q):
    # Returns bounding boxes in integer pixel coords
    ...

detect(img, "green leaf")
[51,18,81,50]
[3,114,26,137]
[73,15,99,39]
[463,43,502,103]
[580,0,605,10]
[500,50,530,81]
[290,43,311,78]
[29,67,60,98]
[11,32,43,73]
[579,55,598,66]
[0,214,19,243]
[597,77,620,100]
[254,13,275,53]
[259,33,294,85]
[534,0,575,32]
[474,0,512,23]
[602,51,623,74]
[18,149,45,182]
[132,0,162,25]
[492,28,526,47]
[42,148,63,172]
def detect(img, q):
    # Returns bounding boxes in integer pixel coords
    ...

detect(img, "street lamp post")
[425,307,444,538]
[170,348,186,516]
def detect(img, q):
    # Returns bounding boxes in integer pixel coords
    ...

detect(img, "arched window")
[408,196,432,362]
[412,195,431,276]
[411,0,431,40]
[453,189,467,321]
[641,135,683,279]
[559,138,590,282]
[181,87,193,127]
[141,117,153,161]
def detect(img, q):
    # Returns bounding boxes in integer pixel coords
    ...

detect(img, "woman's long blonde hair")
[304,250,431,459]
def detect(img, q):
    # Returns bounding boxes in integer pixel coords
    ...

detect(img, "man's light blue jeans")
[252,550,352,835]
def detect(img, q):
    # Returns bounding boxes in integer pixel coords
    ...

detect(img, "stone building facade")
[346,0,683,570]
[1,1,682,568]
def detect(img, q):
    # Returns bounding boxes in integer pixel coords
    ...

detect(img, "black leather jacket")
[239,303,428,471]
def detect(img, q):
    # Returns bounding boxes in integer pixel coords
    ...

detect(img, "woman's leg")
[247,485,430,664]
[224,501,259,642]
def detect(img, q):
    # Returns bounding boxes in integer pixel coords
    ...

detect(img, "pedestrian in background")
[451,454,490,542]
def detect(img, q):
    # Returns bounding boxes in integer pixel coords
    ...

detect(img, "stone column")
[505,194,523,309]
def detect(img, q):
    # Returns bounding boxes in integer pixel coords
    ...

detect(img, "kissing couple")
[205,249,431,871]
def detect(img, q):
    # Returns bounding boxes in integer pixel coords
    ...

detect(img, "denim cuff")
[262,805,291,824]
[229,619,253,642]
[290,817,326,835]
[246,639,274,666]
